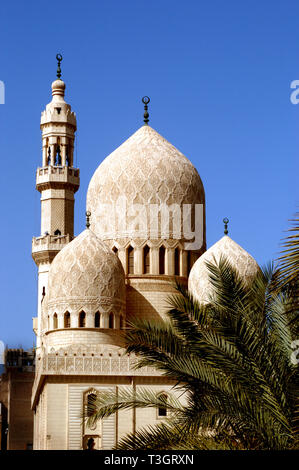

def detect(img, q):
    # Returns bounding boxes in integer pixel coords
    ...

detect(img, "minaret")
[32,55,80,350]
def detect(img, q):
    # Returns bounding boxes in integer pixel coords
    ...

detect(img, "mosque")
[31,56,259,450]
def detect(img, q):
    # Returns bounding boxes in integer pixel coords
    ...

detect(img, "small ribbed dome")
[188,236,260,303]
[47,229,125,314]
[86,125,205,240]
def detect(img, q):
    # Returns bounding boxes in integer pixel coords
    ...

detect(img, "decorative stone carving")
[46,229,126,322]
[189,235,260,303]
[86,125,205,242]
[34,350,161,377]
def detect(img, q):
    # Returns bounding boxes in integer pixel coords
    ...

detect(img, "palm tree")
[86,229,298,450]
[274,213,299,329]
[276,213,299,289]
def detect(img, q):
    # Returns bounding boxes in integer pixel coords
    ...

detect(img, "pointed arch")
[65,146,69,166]
[79,311,86,328]
[53,313,58,329]
[159,246,165,274]
[47,145,51,166]
[83,388,98,419]
[127,245,134,274]
[143,245,150,274]
[95,311,100,328]
[157,392,168,417]
[174,247,180,276]
[64,311,71,328]
[55,138,62,166]
[86,392,97,417]
[109,313,114,329]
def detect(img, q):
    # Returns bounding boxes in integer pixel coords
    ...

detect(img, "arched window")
[53,313,58,329]
[64,312,70,328]
[84,390,98,421]
[55,144,62,166]
[157,393,168,417]
[65,146,69,167]
[95,311,100,328]
[159,246,165,274]
[47,146,51,166]
[127,245,134,274]
[86,393,97,417]
[112,246,118,255]
[54,229,61,236]
[79,311,86,328]
[143,245,150,274]
[109,313,114,329]
[174,248,180,276]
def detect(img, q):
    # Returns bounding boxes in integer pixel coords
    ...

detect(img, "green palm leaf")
[83,219,298,450]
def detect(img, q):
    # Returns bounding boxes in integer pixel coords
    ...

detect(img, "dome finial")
[223,217,229,235]
[86,211,91,229]
[142,96,150,125]
[56,54,63,79]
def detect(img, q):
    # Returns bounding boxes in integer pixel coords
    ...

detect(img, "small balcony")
[32,234,72,264]
[36,166,80,191]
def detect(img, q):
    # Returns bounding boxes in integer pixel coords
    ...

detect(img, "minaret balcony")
[36,166,80,192]
[32,234,72,264]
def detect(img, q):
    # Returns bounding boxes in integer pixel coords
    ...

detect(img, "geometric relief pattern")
[188,235,260,303]
[86,125,205,240]
[47,229,126,314]
[32,347,161,398]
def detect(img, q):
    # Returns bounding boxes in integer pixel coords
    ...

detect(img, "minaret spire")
[223,217,229,235]
[142,96,150,125]
[56,53,63,79]
[86,211,91,229]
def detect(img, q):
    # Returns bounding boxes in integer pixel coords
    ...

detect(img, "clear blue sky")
[0,0,298,348]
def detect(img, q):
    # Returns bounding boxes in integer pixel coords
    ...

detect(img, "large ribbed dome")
[188,236,260,303]
[47,229,125,314]
[86,125,205,240]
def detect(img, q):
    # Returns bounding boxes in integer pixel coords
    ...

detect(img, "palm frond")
[84,242,298,450]
[84,387,184,429]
